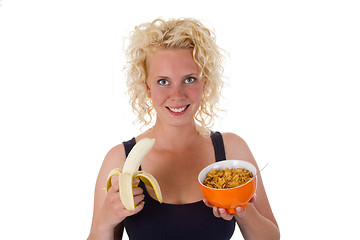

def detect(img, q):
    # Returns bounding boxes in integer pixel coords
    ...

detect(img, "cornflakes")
[203,168,254,189]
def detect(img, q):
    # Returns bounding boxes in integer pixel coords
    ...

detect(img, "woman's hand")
[92,177,145,235]
[203,194,256,221]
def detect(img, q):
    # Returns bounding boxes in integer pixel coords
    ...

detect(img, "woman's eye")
[185,77,196,84]
[158,79,169,85]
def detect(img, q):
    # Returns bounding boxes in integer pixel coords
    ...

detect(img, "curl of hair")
[125,18,225,137]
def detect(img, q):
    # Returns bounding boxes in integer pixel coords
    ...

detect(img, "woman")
[88,18,279,240]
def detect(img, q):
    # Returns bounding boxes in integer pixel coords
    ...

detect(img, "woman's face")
[146,48,204,128]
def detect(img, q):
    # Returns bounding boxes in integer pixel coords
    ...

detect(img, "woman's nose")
[170,85,185,100]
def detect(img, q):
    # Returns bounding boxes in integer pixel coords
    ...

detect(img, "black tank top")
[120,132,235,240]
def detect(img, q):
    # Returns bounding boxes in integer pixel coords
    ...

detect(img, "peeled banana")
[106,138,163,211]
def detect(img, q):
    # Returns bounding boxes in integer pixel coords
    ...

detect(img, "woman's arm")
[235,203,279,240]
[87,144,145,240]
[88,144,126,240]
[222,132,280,239]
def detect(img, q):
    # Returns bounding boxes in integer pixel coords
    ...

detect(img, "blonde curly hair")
[125,18,225,137]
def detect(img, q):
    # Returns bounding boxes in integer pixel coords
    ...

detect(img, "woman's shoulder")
[105,135,139,159]
[101,137,134,173]
[105,143,126,162]
[221,132,257,166]
[221,132,248,148]
[106,132,152,164]
[93,142,127,200]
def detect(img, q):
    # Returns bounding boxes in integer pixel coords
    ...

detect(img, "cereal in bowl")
[203,168,254,189]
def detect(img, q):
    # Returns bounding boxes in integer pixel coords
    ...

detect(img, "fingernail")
[219,208,225,214]
[236,207,242,212]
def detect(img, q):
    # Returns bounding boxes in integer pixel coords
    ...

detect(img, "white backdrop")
[1,0,359,239]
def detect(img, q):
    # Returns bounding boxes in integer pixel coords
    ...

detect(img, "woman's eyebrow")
[155,75,169,79]
[184,73,198,77]
[154,73,198,79]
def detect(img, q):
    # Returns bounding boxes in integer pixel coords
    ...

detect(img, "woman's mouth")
[166,105,190,115]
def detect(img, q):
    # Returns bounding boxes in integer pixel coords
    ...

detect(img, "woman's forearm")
[235,204,280,240]
[87,220,115,240]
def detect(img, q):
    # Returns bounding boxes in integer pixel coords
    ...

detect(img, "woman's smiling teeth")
[167,105,189,113]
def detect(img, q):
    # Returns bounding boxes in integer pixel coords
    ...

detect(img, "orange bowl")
[198,160,257,214]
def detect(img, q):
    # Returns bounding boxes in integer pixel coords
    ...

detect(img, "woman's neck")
[144,121,201,151]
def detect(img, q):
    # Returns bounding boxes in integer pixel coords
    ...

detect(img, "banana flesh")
[106,138,163,211]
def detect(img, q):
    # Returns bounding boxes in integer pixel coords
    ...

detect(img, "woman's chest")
[141,147,215,204]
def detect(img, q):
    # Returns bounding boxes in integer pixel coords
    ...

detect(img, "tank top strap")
[123,137,136,157]
[123,132,226,165]
[210,131,226,162]
[123,137,142,171]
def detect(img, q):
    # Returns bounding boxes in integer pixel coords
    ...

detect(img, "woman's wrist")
[234,203,257,222]
[88,219,118,240]
[235,203,280,239]
[88,226,113,240]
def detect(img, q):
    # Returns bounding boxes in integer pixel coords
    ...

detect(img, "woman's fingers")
[132,178,140,185]
[111,175,140,186]
[130,201,145,215]
[108,182,119,193]
[133,193,145,205]
[203,196,255,220]
[204,199,233,220]
[110,174,119,187]
[109,177,142,193]
[203,199,213,208]
[132,186,143,196]
[212,206,221,218]
[218,208,234,221]
[107,179,144,209]
[132,185,145,206]
[203,199,233,220]
[211,207,233,220]
[236,207,246,217]
[98,179,146,228]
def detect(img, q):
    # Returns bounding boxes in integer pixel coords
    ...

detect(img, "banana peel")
[106,138,163,211]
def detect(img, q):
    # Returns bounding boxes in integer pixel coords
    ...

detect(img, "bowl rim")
[198,159,257,191]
